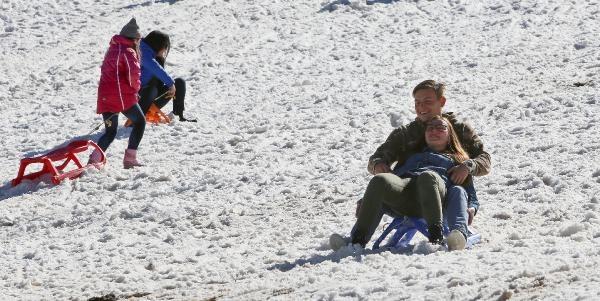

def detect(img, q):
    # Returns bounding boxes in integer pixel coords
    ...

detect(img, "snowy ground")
[1,0,600,300]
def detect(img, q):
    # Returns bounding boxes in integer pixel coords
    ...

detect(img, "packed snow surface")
[1,0,599,300]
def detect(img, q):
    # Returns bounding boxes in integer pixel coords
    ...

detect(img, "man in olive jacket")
[368,81,490,178]
[365,80,490,215]
[331,80,491,250]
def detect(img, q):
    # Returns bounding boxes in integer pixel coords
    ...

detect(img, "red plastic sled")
[11,140,106,186]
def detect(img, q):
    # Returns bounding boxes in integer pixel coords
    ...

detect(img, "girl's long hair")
[129,37,141,60]
[143,30,171,58]
[429,115,470,163]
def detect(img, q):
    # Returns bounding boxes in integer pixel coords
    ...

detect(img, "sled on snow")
[372,215,481,250]
[11,140,106,186]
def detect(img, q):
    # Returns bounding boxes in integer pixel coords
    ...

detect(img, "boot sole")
[123,164,143,169]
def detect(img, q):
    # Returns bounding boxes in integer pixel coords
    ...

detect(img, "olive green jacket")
[368,112,491,176]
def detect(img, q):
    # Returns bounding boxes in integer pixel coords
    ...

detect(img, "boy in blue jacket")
[138,30,196,122]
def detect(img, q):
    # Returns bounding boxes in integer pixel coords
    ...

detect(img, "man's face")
[413,88,446,122]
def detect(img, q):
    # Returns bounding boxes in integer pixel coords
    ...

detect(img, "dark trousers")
[97,103,146,151]
[351,172,446,246]
[138,77,186,116]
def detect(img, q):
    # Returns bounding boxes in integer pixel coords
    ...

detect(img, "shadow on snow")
[319,0,398,12]
[268,245,414,272]
[120,0,184,10]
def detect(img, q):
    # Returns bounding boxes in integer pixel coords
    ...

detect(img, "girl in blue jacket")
[138,30,196,122]
[331,115,478,251]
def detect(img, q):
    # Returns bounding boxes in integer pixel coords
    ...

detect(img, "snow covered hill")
[1,0,599,300]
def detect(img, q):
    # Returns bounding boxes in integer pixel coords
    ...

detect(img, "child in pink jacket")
[91,18,146,169]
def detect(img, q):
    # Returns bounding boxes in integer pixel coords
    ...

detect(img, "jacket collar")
[140,40,157,57]
[413,111,457,126]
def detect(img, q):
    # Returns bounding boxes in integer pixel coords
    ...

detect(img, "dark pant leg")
[352,173,419,246]
[153,82,170,110]
[153,78,185,115]
[141,77,186,116]
[138,78,161,115]
[414,171,447,227]
[97,113,119,151]
[172,78,186,116]
[122,104,146,150]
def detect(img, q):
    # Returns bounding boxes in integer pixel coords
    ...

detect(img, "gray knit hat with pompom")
[120,18,141,39]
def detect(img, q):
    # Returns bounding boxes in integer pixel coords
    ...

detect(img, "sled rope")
[87,90,173,135]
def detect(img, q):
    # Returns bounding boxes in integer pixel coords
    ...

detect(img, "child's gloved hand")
[166,85,176,99]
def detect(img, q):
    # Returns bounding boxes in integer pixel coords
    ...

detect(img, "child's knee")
[129,110,146,126]
[448,185,467,198]
[105,127,117,139]
[175,78,185,89]
[133,117,146,128]
[368,174,393,191]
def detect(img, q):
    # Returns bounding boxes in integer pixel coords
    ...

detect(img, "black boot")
[350,231,368,248]
[178,114,197,122]
[428,223,444,245]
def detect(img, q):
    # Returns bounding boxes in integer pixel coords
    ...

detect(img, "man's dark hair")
[143,30,171,55]
[412,80,446,99]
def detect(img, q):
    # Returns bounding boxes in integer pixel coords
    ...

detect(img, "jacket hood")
[140,40,157,57]
[110,35,136,47]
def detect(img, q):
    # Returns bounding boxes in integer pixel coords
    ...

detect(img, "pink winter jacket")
[96,35,141,113]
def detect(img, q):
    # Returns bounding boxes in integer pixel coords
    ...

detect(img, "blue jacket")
[140,41,175,87]
[392,149,480,213]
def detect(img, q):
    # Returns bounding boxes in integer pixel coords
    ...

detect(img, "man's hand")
[166,85,176,100]
[448,163,469,185]
[467,208,475,225]
[373,162,391,174]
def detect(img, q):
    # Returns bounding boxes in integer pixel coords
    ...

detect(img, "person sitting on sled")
[330,80,491,250]
[331,115,480,251]
[138,30,197,122]
[91,18,146,169]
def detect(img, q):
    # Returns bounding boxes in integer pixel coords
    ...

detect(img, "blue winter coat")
[140,41,175,87]
[392,149,480,213]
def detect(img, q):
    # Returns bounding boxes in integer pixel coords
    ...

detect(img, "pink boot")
[123,149,143,169]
